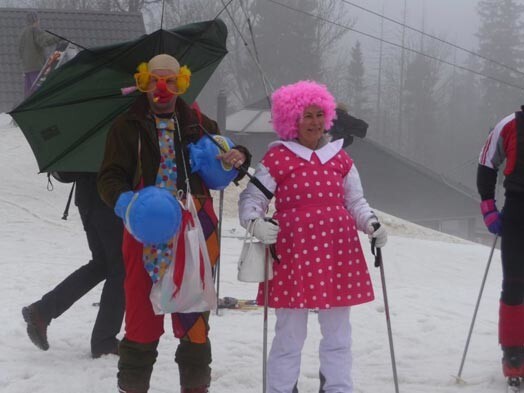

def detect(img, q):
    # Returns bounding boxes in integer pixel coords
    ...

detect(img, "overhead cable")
[220,0,275,98]
[265,0,524,92]
[339,0,524,78]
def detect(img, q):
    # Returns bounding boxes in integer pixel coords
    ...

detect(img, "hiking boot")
[502,347,524,377]
[181,386,209,393]
[92,338,120,359]
[22,304,50,351]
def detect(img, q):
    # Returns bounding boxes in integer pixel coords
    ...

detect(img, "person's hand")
[218,148,246,168]
[480,199,502,235]
[251,218,279,244]
[114,191,134,219]
[366,219,387,248]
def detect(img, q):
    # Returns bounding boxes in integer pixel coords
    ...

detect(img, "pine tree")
[403,48,441,165]
[441,54,485,192]
[252,0,321,90]
[477,0,524,124]
[346,41,368,118]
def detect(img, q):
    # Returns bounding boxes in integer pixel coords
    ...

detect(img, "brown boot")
[22,304,50,351]
[117,338,158,393]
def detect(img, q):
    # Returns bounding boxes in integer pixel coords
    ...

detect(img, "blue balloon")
[188,135,239,190]
[125,186,182,245]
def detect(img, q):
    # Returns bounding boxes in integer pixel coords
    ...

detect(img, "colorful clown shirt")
[142,115,178,283]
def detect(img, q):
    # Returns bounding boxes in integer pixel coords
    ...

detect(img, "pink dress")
[256,144,374,309]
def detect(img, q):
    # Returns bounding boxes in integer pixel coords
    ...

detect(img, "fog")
[5,0,520,242]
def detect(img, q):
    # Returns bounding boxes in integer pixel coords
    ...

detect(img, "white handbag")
[237,220,274,283]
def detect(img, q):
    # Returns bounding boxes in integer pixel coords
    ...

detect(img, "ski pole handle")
[371,222,383,267]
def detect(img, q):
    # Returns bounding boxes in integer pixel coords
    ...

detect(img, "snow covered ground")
[0,112,506,392]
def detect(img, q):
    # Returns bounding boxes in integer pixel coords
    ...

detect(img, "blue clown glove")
[123,186,182,245]
[480,199,502,235]
[114,191,134,219]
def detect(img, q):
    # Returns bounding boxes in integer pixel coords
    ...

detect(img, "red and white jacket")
[477,111,524,199]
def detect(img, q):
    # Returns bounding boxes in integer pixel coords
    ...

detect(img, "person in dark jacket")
[18,11,61,97]
[22,172,125,358]
[477,106,524,380]
[97,54,250,393]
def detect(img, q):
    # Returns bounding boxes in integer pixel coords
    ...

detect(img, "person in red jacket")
[477,106,524,379]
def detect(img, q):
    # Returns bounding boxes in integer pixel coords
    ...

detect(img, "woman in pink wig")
[239,80,387,393]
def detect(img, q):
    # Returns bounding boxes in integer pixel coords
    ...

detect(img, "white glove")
[251,218,279,244]
[366,219,387,248]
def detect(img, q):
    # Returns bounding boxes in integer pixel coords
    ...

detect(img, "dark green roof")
[0,7,145,112]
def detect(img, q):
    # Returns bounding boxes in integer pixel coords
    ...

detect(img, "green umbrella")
[9,19,228,173]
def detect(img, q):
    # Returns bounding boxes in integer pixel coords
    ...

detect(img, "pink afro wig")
[271,80,336,140]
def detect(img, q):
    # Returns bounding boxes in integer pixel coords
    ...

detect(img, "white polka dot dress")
[256,145,374,309]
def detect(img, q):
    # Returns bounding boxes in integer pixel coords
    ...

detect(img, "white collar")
[268,138,344,164]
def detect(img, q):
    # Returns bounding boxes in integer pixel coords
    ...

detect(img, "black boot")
[502,346,524,378]
[319,371,326,393]
[22,303,50,351]
[117,338,159,393]
[117,385,147,393]
[176,340,212,389]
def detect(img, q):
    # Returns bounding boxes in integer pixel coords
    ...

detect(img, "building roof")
[0,7,146,112]
[227,98,273,134]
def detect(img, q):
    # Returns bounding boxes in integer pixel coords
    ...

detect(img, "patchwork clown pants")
[118,229,211,392]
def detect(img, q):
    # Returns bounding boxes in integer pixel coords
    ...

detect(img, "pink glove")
[480,199,502,235]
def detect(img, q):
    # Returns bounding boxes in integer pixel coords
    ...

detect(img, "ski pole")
[263,246,270,393]
[371,224,400,393]
[373,246,400,393]
[455,235,499,383]
[215,189,225,315]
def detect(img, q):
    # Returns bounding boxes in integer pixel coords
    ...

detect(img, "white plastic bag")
[150,194,216,314]
[237,220,274,283]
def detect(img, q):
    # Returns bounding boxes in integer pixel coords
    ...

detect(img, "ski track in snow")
[0,113,509,392]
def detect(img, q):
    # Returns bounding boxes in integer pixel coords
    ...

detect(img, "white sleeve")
[238,163,277,228]
[343,164,376,232]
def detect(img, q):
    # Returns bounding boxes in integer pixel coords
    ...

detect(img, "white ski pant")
[267,307,352,393]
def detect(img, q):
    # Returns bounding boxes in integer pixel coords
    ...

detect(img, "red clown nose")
[156,78,167,92]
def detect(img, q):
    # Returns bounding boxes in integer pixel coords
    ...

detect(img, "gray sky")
[345,0,479,52]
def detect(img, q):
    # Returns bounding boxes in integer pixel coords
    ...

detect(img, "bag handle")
[242,219,257,244]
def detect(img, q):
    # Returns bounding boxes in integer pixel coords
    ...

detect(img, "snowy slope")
[0,113,505,392]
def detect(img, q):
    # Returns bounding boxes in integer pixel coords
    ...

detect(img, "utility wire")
[238,0,274,102]
[265,0,524,92]
[160,0,165,30]
[220,0,275,98]
[214,0,235,19]
[339,0,524,78]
